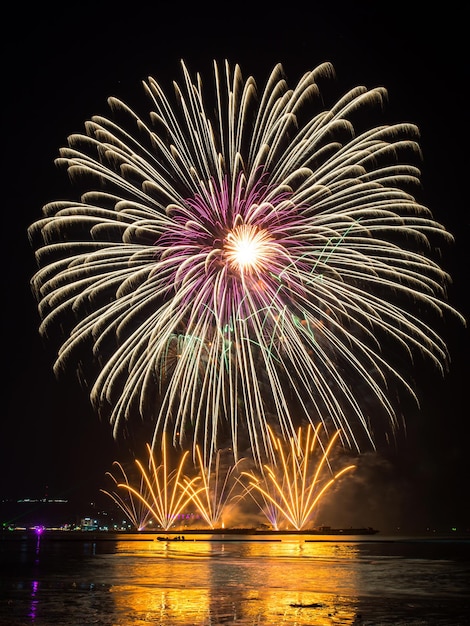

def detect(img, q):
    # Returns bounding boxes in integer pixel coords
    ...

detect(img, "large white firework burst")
[28,60,464,468]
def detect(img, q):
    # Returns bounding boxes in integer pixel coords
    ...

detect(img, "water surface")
[1,532,469,625]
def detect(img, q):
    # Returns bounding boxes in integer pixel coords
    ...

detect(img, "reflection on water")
[1,533,469,625]
[108,537,362,624]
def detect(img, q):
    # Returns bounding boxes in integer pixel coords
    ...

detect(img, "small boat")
[156,535,185,541]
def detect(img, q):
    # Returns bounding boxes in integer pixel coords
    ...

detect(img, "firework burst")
[241,424,355,531]
[184,446,247,529]
[29,60,464,468]
[101,460,155,531]
[102,438,199,531]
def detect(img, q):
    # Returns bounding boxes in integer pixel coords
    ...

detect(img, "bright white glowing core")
[224,224,273,273]
[234,238,258,266]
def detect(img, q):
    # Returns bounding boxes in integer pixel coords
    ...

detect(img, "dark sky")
[2,3,468,533]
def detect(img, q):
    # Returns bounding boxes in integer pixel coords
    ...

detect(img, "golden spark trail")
[242,424,355,530]
[102,439,201,531]
[183,446,247,529]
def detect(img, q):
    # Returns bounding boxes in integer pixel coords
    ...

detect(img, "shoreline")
[2,526,380,538]
[2,527,469,543]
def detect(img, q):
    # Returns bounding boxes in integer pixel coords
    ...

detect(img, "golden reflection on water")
[111,586,213,625]
[107,536,361,624]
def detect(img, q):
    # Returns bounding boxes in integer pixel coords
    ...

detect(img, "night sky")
[2,2,468,534]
